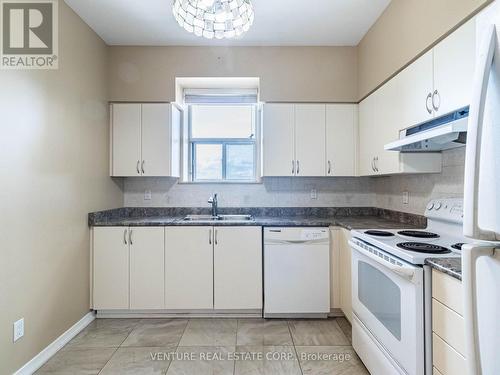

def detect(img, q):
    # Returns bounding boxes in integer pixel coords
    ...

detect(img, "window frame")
[188,104,259,183]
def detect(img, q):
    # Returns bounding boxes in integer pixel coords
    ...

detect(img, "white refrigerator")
[462,2,500,375]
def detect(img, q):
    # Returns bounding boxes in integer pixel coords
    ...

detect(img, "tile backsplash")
[123,148,465,215]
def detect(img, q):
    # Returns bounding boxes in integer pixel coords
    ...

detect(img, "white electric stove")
[349,198,466,375]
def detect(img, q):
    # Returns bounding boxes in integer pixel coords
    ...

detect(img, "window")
[189,104,257,182]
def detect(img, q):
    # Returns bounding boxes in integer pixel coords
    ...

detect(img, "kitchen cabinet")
[357,19,475,177]
[330,227,353,322]
[262,104,295,176]
[165,226,214,310]
[129,227,165,310]
[433,19,476,116]
[93,227,129,310]
[294,104,326,176]
[110,103,181,177]
[213,227,262,310]
[432,269,466,375]
[263,103,328,177]
[325,104,357,176]
[92,227,165,310]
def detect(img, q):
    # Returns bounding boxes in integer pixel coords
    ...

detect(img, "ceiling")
[64,0,391,46]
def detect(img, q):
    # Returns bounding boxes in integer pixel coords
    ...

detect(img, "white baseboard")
[14,311,95,375]
[96,309,262,319]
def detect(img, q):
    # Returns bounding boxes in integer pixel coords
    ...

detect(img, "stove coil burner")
[397,230,440,239]
[397,242,451,254]
[452,243,466,250]
[365,230,395,237]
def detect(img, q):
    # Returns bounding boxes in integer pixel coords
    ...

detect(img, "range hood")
[385,107,469,152]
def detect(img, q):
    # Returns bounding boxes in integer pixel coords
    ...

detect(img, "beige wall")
[0,3,122,374]
[108,46,358,102]
[357,0,493,99]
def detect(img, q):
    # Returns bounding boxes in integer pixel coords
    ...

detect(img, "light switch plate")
[144,190,152,201]
[403,191,409,205]
[13,318,24,342]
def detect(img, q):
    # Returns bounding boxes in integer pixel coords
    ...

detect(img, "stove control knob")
[427,203,434,210]
[435,202,442,210]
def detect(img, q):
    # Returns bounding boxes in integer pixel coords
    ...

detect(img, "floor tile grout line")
[287,320,305,375]
[96,346,120,375]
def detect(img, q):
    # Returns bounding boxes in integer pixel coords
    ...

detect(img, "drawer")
[432,298,465,355]
[433,333,466,375]
[432,269,463,315]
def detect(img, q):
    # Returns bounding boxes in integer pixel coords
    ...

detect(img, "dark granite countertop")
[425,258,462,281]
[89,207,426,231]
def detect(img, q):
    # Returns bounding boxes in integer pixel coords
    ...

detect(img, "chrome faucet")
[208,194,218,217]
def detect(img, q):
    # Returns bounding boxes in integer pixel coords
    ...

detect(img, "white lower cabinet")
[93,227,165,310]
[165,226,214,310]
[129,227,165,310]
[93,227,130,310]
[93,225,264,312]
[214,227,262,310]
[329,227,352,322]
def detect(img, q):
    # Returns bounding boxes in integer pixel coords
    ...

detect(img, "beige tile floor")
[36,317,368,375]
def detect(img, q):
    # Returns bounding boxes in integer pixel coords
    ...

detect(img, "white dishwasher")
[264,227,330,318]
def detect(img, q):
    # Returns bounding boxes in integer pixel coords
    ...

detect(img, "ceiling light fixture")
[172,0,254,40]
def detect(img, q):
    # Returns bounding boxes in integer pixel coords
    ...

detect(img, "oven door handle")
[349,240,418,283]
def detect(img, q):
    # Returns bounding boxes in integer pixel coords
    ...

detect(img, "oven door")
[350,239,424,375]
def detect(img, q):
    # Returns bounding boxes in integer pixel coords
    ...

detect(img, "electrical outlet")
[310,189,318,200]
[144,190,152,201]
[13,318,24,342]
[403,191,409,205]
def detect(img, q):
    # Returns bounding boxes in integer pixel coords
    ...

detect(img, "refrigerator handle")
[464,25,497,239]
[462,244,496,375]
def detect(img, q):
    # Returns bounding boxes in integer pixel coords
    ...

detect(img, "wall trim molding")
[14,311,95,375]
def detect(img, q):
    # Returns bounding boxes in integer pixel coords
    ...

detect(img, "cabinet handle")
[292,160,295,175]
[328,160,332,175]
[426,93,433,114]
[141,160,145,174]
[296,160,300,175]
[371,158,375,172]
[124,229,128,245]
[136,160,140,174]
[209,229,212,245]
[129,229,133,245]
[215,229,218,245]
[432,90,440,111]
[375,157,380,172]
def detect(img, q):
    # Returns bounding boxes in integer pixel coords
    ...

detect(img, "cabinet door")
[358,94,377,176]
[295,104,326,176]
[326,104,357,176]
[93,227,129,310]
[165,227,213,310]
[111,104,141,177]
[338,228,352,323]
[396,50,434,128]
[262,104,295,176]
[214,227,262,310]
[141,104,173,177]
[129,227,165,309]
[433,19,476,115]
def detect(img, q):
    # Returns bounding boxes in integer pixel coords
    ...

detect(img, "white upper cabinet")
[111,104,142,177]
[295,104,326,177]
[326,104,357,176]
[111,103,181,177]
[358,94,377,176]
[395,50,435,128]
[262,104,295,176]
[433,19,476,115]
[263,103,354,177]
